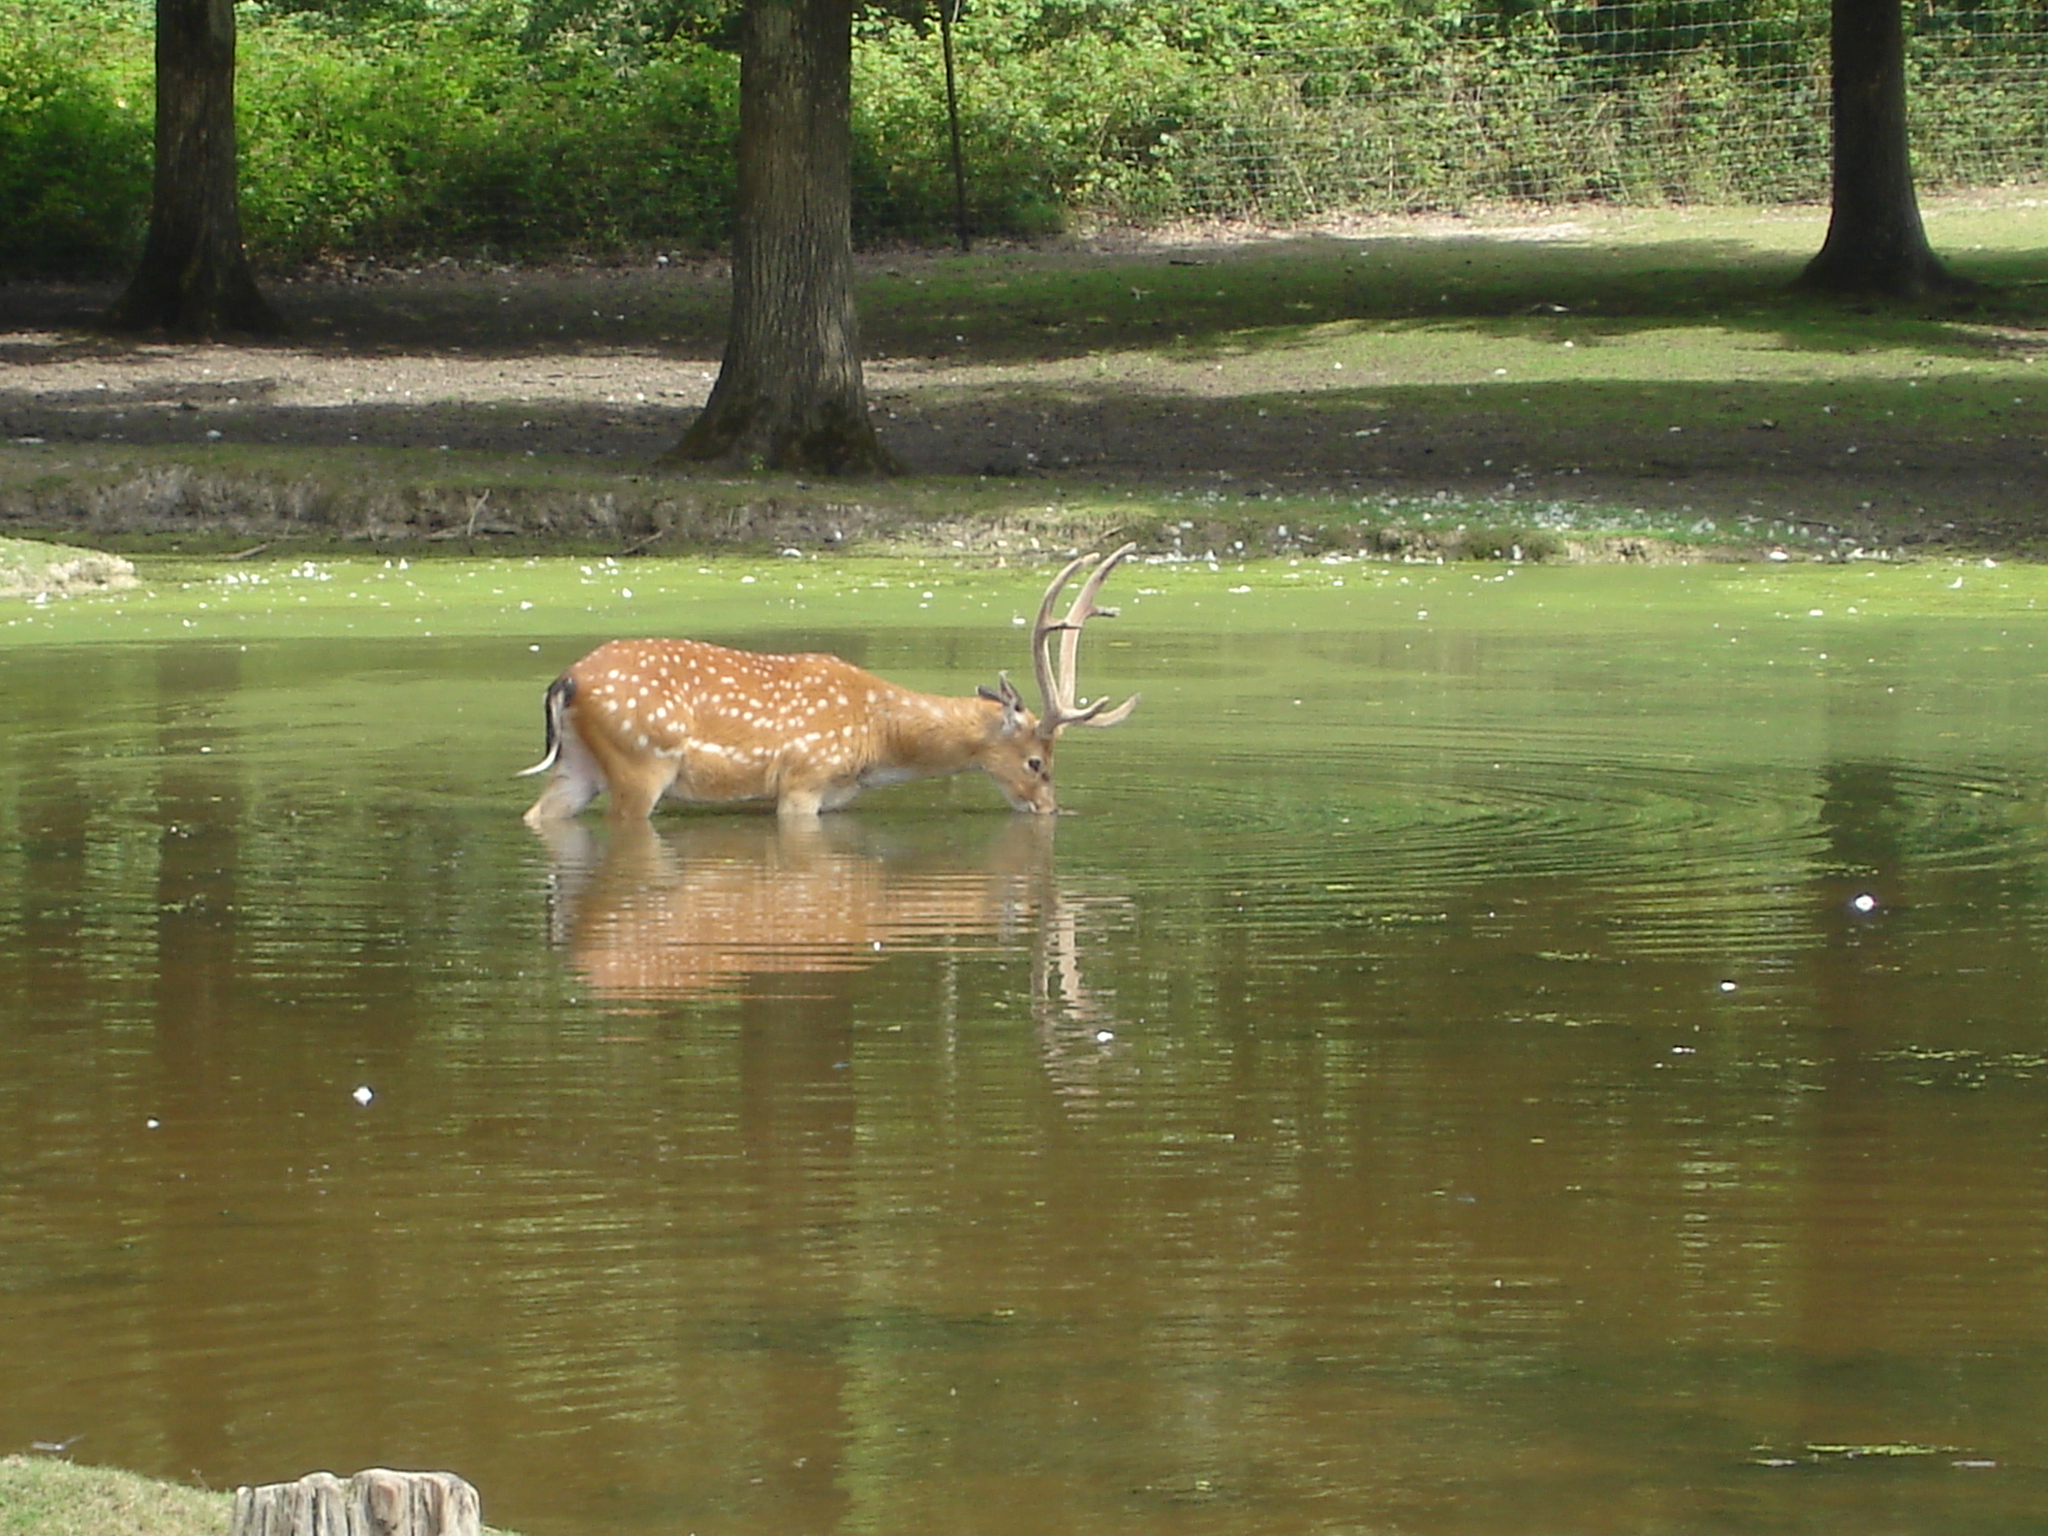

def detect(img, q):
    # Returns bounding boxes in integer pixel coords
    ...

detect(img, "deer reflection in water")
[532,817,1131,1105]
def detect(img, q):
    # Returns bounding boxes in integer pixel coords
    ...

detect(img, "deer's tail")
[514,674,577,778]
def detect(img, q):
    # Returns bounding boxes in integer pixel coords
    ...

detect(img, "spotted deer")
[519,544,1140,823]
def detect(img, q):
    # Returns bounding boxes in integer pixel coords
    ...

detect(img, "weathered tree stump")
[227,1468,480,1536]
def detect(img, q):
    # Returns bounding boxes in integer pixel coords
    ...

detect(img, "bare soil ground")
[2,203,2043,557]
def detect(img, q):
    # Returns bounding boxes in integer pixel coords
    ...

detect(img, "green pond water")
[5,554,2048,1536]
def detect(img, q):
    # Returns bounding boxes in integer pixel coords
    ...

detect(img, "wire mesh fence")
[901,0,2048,228]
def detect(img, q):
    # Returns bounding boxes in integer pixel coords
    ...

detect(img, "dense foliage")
[0,0,2041,274]
[0,6,150,273]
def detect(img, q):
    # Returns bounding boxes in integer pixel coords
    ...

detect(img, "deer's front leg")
[776,787,826,819]
[775,756,871,817]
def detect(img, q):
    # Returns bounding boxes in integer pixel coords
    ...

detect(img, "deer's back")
[564,637,890,758]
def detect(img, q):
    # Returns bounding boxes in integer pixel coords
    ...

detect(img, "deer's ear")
[980,671,1029,726]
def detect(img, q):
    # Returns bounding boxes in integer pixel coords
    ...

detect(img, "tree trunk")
[662,0,897,475]
[104,0,283,338]
[1798,0,1966,299]
[228,1469,480,1536]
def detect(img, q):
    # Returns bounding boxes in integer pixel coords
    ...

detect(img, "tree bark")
[104,0,283,338]
[662,0,897,475]
[1798,0,1967,299]
[228,1469,480,1536]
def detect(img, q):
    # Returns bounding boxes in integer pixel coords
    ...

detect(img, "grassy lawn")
[0,194,2041,560]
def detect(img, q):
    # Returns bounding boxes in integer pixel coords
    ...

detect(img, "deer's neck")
[875,689,1004,779]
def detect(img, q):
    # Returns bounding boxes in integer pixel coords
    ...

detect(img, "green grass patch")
[855,199,2048,362]
[0,1456,228,1536]
[0,1456,528,1536]
[6,545,2047,654]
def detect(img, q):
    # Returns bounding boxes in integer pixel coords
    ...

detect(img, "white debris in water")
[352,1085,375,1106]
[1849,892,1880,914]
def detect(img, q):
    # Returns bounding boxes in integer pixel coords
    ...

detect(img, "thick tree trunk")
[1799,0,1966,298]
[104,0,282,338]
[662,0,897,475]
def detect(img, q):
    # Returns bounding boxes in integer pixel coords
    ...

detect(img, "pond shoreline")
[0,457,1883,596]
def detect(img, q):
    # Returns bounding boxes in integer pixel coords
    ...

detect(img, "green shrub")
[854,15,1216,235]
[237,18,737,262]
[0,11,148,275]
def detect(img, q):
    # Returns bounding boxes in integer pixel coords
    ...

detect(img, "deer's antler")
[1031,543,1141,739]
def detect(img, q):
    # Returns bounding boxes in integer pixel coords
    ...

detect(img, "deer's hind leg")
[573,728,680,823]
[602,755,681,822]
[523,719,608,826]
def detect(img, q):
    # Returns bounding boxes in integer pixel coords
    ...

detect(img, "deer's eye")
[1026,756,1045,775]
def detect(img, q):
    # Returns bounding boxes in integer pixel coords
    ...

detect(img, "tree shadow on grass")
[1,230,2038,368]
[850,233,2047,366]
[1,220,2041,545]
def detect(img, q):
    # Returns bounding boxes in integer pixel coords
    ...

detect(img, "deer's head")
[973,543,1141,814]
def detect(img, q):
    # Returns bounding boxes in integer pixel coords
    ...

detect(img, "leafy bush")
[0,10,148,275]
[237,17,738,262]
[854,11,1219,234]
